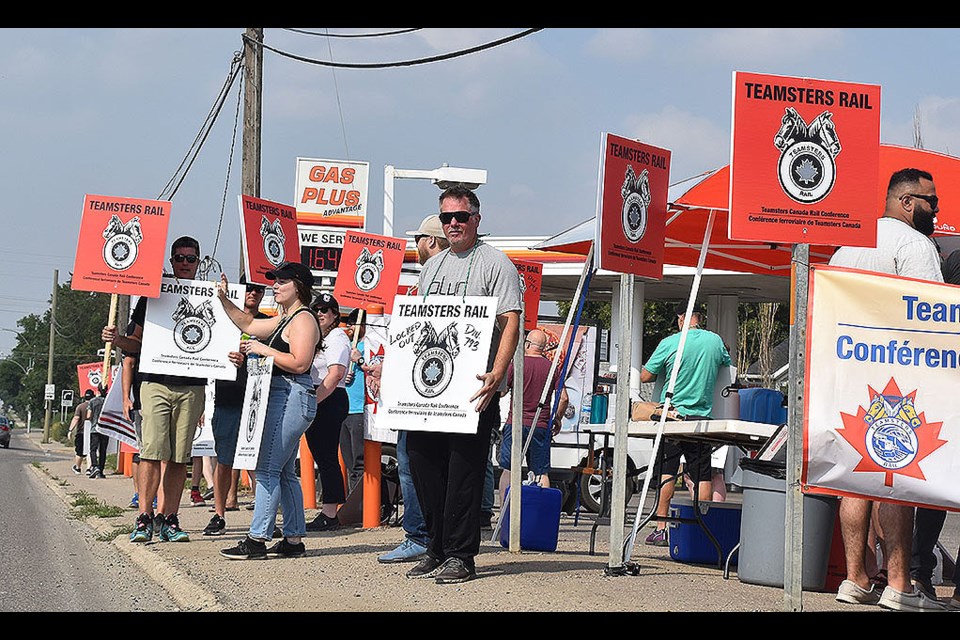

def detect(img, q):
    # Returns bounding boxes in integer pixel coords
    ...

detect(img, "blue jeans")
[249,373,316,541]
[397,430,428,547]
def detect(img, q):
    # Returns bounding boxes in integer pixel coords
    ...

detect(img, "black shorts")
[654,439,712,484]
[74,430,85,457]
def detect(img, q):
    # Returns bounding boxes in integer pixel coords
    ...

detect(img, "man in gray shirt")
[405,185,521,584]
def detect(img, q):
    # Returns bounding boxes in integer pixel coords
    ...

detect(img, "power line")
[282,27,422,38]
[324,29,350,159]
[210,63,244,261]
[248,28,544,69]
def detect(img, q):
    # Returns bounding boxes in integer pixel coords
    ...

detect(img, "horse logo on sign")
[412,322,459,398]
[355,247,385,292]
[260,216,286,267]
[102,215,143,271]
[171,298,216,354]
[620,165,651,243]
[773,107,842,204]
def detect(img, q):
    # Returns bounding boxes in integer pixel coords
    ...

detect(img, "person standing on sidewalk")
[405,186,521,584]
[202,277,267,537]
[217,261,320,560]
[86,385,108,478]
[377,214,448,564]
[68,390,94,475]
[830,168,946,612]
[102,236,206,544]
[340,307,366,495]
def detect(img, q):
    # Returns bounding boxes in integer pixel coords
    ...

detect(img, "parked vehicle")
[0,415,11,448]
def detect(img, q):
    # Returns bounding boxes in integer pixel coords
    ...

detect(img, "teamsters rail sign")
[378,295,496,435]
[804,265,960,510]
[138,278,244,381]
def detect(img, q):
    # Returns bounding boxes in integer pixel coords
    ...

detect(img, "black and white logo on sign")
[355,247,385,292]
[171,298,216,354]
[621,166,651,243]
[86,368,102,389]
[773,107,843,204]
[259,216,286,267]
[245,378,262,443]
[412,322,460,398]
[102,215,143,271]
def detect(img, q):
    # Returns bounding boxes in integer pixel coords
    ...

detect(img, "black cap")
[264,261,314,289]
[83,389,96,400]
[311,291,339,313]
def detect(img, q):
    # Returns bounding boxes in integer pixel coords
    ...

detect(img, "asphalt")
[13,426,959,615]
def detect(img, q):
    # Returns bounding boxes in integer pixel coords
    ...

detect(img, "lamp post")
[382,164,487,237]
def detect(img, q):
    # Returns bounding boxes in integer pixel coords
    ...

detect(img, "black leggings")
[304,387,349,505]
[89,431,109,471]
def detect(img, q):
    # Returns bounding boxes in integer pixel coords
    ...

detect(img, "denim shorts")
[211,404,242,467]
[498,424,550,475]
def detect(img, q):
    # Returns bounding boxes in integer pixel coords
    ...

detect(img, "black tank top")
[265,307,316,376]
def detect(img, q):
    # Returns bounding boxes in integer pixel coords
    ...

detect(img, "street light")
[382,163,487,237]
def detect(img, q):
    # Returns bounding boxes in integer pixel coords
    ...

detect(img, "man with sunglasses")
[102,236,207,545]
[829,168,945,611]
[203,275,268,536]
[405,185,521,584]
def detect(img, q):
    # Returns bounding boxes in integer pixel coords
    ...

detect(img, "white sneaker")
[836,579,881,605]
[878,585,947,611]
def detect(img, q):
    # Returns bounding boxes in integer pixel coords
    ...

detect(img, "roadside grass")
[69,490,125,519]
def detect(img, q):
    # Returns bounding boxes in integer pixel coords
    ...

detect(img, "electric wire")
[209,62,244,263]
[324,28,350,159]
[247,28,544,69]
[282,27,421,38]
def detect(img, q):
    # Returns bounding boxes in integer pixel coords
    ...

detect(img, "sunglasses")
[246,285,265,294]
[414,234,428,243]
[438,210,476,225]
[904,193,939,210]
[314,306,333,315]
[172,254,198,264]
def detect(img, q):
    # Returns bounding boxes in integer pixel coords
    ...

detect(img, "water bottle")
[242,333,259,371]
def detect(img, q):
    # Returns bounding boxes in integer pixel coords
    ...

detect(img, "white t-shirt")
[310,327,351,389]
[829,217,943,282]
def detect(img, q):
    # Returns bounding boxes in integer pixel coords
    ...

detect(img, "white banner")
[233,356,274,470]
[139,278,243,381]
[362,313,394,444]
[191,380,217,457]
[94,365,137,449]
[805,265,960,510]
[379,296,497,435]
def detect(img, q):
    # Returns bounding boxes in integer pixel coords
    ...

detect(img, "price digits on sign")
[301,245,343,273]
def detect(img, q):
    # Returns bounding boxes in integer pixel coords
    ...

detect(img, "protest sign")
[191,380,217,457]
[93,365,137,448]
[138,278,243,381]
[72,194,171,297]
[232,356,274,470]
[77,361,110,396]
[513,259,543,331]
[379,296,496,435]
[333,231,406,314]
[238,195,301,287]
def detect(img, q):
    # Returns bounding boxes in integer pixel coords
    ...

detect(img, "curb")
[26,437,222,612]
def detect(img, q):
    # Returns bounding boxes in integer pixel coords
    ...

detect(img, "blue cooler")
[668,497,742,565]
[499,484,562,552]
[738,388,787,425]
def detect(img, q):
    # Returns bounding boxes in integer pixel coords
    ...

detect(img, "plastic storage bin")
[737,458,838,590]
[668,497,742,565]
[738,388,787,425]
[499,483,562,552]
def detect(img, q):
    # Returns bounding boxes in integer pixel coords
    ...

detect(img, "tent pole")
[623,209,717,564]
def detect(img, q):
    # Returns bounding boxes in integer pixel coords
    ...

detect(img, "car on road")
[0,415,11,448]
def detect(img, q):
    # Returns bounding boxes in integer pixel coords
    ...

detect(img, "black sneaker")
[405,555,445,579]
[266,538,306,558]
[273,526,283,539]
[305,513,340,532]
[220,536,268,560]
[72,464,82,475]
[203,514,226,536]
[434,557,476,584]
[96,469,107,479]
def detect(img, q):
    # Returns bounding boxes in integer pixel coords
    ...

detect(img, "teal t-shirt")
[642,328,731,417]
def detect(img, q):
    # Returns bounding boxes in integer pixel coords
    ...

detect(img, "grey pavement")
[11,426,960,613]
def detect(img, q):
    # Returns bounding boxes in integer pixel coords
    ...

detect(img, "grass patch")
[69,490,125,519]
[97,525,134,542]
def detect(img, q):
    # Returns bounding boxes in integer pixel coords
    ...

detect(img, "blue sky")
[2,27,960,355]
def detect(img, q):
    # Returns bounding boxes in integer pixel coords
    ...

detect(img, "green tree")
[0,277,112,415]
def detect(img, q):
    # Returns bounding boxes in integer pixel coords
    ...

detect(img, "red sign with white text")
[513,259,543,331]
[729,71,881,246]
[71,194,171,297]
[238,195,301,287]
[77,361,112,396]
[334,231,406,314]
[595,133,669,279]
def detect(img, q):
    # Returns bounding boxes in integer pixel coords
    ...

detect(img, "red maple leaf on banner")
[837,378,947,487]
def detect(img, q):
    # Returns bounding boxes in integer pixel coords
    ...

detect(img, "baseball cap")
[405,215,445,239]
[311,291,340,314]
[83,389,96,400]
[264,261,314,290]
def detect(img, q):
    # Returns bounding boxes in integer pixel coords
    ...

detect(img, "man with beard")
[829,168,945,611]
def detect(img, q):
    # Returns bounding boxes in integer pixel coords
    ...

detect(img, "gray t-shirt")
[418,240,522,373]
[829,217,943,281]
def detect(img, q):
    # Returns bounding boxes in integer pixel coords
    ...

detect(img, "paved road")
[0,430,177,612]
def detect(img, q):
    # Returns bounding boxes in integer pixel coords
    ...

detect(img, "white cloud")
[623,106,730,181]
[584,28,655,60]
[693,28,844,64]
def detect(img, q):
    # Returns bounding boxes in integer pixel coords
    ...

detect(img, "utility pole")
[241,27,263,277]
[43,268,58,444]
